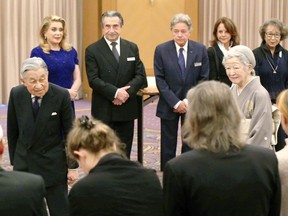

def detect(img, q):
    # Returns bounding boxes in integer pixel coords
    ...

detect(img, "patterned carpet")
[0,99,182,182]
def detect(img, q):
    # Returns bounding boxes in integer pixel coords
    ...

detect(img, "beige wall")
[82,0,199,100]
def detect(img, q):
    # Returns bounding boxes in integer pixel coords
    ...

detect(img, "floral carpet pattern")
[0,100,183,183]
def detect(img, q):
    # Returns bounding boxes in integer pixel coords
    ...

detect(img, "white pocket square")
[127,57,135,61]
[51,112,57,116]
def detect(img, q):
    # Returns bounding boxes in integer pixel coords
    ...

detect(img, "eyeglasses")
[265,32,281,39]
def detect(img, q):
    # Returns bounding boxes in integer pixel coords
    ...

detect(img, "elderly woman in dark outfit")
[253,18,288,151]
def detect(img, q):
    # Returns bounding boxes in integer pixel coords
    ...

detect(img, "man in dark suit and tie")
[85,11,147,158]
[7,57,78,216]
[0,125,47,215]
[154,13,209,171]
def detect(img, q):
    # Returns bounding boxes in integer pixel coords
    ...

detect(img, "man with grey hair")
[7,57,78,216]
[154,13,209,171]
[85,10,147,158]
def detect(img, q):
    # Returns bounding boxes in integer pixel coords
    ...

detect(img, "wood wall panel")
[117,0,186,76]
[82,0,100,100]
[82,0,199,99]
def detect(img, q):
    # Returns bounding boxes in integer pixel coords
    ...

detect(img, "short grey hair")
[170,13,193,32]
[20,57,48,79]
[101,11,124,27]
[222,45,256,75]
[259,18,288,41]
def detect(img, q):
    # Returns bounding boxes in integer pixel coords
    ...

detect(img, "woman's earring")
[44,35,47,40]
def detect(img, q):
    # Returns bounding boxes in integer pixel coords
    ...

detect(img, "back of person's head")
[277,90,288,135]
[183,80,245,153]
[277,90,288,118]
[222,45,256,75]
[67,115,126,160]
[210,17,240,46]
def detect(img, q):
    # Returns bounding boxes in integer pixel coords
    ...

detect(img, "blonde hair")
[39,15,72,54]
[277,89,288,119]
[67,116,126,160]
[183,81,245,153]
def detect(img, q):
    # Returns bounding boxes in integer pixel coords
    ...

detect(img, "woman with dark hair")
[207,17,240,86]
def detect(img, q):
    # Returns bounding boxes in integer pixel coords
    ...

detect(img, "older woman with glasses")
[253,18,288,151]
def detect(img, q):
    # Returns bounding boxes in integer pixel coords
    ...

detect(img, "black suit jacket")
[69,153,163,216]
[0,167,47,215]
[163,145,281,216]
[7,83,74,187]
[85,37,147,123]
[154,40,209,120]
[207,45,232,86]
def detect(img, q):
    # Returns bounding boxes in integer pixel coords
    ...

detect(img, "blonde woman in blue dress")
[31,15,81,114]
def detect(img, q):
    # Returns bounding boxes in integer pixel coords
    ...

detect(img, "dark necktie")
[32,96,40,117]
[111,42,119,62]
[178,47,185,79]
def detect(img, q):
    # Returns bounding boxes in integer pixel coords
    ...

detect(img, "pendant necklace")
[265,54,278,74]
[265,51,282,74]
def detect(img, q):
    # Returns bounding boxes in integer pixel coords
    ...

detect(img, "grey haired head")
[20,57,48,79]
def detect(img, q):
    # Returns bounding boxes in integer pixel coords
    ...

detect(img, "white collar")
[175,41,188,52]
[217,41,232,56]
[104,37,120,46]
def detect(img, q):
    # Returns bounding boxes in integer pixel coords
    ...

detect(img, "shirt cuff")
[114,89,119,99]
[173,101,181,109]
[183,98,188,106]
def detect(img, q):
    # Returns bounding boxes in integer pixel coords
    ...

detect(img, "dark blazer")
[253,42,288,101]
[163,145,281,216]
[7,83,74,187]
[154,40,209,120]
[0,167,47,215]
[69,153,163,216]
[207,45,232,86]
[85,37,147,123]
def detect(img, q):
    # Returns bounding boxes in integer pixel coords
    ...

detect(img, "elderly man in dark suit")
[7,57,78,216]
[85,10,147,158]
[154,13,209,171]
[0,125,47,215]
